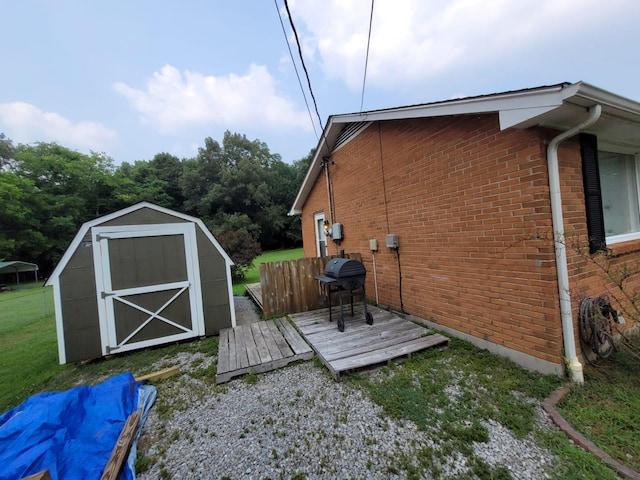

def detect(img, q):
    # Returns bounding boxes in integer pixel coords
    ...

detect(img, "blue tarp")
[0,372,156,480]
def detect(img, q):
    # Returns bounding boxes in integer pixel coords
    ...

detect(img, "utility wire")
[360,0,375,112]
[273,0,319,140]
[283,0,324,132]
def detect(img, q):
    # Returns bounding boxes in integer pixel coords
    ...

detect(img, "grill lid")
[324,258,366,278]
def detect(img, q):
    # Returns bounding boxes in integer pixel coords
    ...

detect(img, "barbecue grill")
[316,258,374,332]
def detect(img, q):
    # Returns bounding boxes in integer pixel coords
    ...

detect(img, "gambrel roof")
[46,202,233,286]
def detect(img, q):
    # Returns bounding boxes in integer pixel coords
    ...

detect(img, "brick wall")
[301,114,640,371]
[301,113,566,367]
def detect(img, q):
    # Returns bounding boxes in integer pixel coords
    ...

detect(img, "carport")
[0,261,39,287]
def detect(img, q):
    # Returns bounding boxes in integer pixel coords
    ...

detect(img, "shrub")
[217,230,262,281]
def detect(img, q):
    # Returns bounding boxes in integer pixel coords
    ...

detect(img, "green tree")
[112,159,177,209]
[182,131,305,250]
[0,133,15,169]
[181,137,224,217]
[8,142,116,270]
[0,171,48,262]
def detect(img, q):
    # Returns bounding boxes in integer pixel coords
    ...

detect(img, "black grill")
[316,258,373,332]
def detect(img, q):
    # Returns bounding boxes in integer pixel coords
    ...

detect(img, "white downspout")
[547,104,602,384]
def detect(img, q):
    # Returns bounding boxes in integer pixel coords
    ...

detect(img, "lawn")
[0,285,65,411]
[232,247,304,295]
[0,283,220,413]
[557,341,640,472]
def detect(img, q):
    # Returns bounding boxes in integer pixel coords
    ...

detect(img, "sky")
[1,0,639,165]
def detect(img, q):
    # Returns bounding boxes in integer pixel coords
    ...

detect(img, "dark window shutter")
[580,133,607,253]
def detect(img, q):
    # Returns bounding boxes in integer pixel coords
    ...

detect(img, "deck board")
[258,321,285,361]
[216,319,313,384]
[274,318,313,356]
[290,305,449,380]
[266,320,295,358]
[217,329,230,374]
[245,283,263,312]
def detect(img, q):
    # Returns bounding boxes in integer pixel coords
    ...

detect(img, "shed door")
[93,223,205,355]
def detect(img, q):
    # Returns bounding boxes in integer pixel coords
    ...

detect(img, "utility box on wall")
[386,234,399,248]
[332,223,343,240]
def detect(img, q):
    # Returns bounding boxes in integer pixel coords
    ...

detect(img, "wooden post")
[100,410,141,480]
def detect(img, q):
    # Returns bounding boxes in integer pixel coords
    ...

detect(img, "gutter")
[547,104,602,384]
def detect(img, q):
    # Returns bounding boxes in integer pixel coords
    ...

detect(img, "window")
[580,133,640,252]
[599,151,640,239]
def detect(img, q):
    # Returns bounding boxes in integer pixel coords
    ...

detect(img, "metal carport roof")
[0,261,39,284]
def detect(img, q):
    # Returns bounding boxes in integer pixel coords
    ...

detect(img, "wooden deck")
[216,318,313,384]
[245,283,263,312]
[290,305,449,380]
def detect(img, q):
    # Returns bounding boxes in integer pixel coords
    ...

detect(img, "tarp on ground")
[0,372,156,480]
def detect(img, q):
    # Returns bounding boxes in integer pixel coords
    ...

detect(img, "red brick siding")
[301,114,564,365]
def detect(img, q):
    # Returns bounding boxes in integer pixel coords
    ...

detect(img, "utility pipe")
[547,104,602,384]
[372,251,379,304]
[323,157,333,225]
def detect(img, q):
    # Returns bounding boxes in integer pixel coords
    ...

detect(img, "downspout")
[547,104,601,384]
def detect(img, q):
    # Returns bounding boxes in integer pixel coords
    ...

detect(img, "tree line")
[0,131,312,276]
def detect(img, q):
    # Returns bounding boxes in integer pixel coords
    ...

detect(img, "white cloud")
[288,0,639,89]
[113,64,312,133]
[0,102,117,151]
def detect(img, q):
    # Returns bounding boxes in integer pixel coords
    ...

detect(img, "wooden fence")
[259,253,362,318]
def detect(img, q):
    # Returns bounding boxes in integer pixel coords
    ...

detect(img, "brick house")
[289,82,640,382]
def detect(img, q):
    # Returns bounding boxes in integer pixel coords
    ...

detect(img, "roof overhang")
[289,81,640,215]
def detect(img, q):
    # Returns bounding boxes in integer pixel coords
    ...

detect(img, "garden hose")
[578,295,618,365]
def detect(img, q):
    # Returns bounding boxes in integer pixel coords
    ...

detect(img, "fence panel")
[259,253,362,318]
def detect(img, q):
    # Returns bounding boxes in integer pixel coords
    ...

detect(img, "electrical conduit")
[547,104,602,384]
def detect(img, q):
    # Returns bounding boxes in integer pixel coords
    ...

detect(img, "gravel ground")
[137,298,557,479]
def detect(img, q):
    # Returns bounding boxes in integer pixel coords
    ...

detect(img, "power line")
[273,0,319,140]
[360,0,375,112]
[283,0,324,132]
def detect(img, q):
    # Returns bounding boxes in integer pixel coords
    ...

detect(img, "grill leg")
[338,292,345,332]
[328,287,333,322]
[363,285,373,325]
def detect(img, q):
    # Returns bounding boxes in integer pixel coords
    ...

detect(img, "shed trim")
[47,202,237,364]
[46,202,234,286]
[92,222,206,356]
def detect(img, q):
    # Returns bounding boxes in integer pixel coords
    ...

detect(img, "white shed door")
[93,223,205,355]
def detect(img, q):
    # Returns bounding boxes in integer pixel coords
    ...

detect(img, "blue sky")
[1,0,639,165]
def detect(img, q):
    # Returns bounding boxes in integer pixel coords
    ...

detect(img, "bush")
[217,230,262,281]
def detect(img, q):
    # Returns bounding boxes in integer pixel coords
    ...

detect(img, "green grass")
[0,285,66,411]
[557,341,640,472]
[348,337,622,479]
[232,247,304,295]
[0,283,220,413]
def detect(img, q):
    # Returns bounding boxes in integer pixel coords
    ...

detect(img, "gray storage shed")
[46,202,236,364]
